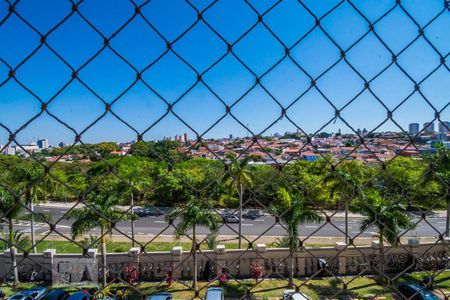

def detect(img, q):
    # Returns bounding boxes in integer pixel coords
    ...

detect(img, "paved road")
[2,205,446,239]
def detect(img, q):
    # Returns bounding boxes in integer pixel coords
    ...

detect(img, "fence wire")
[0,0,450,299]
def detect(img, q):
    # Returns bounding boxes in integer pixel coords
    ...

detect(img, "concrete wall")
[1,240,448,285]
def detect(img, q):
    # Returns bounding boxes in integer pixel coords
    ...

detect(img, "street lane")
[10,205,444,239]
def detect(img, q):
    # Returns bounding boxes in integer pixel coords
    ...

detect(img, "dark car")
[147,292,172,300]
[66,293,91,300]
[223,214,240,223]
[41,290,69,300]
[398,283,439,300]
[205,288,224,300]
[8,288,47,300]
[136,207,171,217]
[242,210,262,220]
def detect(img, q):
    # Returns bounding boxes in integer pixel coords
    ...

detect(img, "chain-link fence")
[0,0,449,299]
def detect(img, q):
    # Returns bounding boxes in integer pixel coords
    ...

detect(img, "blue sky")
[0,0,449,145]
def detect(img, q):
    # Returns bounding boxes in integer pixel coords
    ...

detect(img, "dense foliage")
[0,145,448,211]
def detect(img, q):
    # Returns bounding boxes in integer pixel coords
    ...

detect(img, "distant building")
[438,121,450,134]
[17,143,39,156]
[423,122,434,133]
[58,142,67,148]
[3,146,16,155]
[37,138,49,149]
[182,133,188,143]
[409,123,419,135]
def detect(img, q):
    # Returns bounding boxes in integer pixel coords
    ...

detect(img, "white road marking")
[242,224,253,226]
[305,226,317,228]
[56,225,71,228]
[365,232,378,236]
[154,220,165,224]
[254,219,265,222]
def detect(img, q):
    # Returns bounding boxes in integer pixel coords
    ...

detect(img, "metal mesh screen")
[0,0,449,299]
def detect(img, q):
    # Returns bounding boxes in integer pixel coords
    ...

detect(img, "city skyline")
[3,119,449,151]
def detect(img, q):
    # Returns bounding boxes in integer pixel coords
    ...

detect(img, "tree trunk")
[131,193,135,246]
[192,224,197,291]
[238,185,243,249]
[378,234,385,284]
[345,201,349,244]
[446,201,450,237]
[29,195,36,254]
[101,225,107,287]
[288,248,294,288]
[9,219,19,286]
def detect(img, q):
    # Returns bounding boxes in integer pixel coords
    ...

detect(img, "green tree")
[222,158,254,248]
[270,188,321,288]
[12,162,51,253]
[0,189,24,286]
[65,191,135,287]
[324,161,366,244]
[422,144,450,236]
[116,157,156,245]
[167,197,219,291]
[381,157,425,209]
[92,142,119,158]
[359,190,414,282]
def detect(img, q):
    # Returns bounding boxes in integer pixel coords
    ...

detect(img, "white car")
[282,290,309,300]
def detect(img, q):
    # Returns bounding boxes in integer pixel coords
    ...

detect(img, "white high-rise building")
[3,146,16,155]
[37,138,49,149]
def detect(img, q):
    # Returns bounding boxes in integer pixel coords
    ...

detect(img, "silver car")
[282,290,309,300]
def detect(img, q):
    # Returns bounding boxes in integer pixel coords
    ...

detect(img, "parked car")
[223,214,240,223]
[205,288,224,300]
[398,283,439,300]
[282,290,309,300]
[41,290,69,300]
[242,210,262,220]
[66,292,91,300]
[147,292,172,300]
[8,288,47,300]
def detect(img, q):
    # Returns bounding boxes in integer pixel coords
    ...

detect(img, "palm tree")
[270,188,321,288]
[12,163,51,254]
[359,190,414,282]
[65,191,135,287]
[421,144,449,236]
[324,162,364,244]
[167,197,219,291]
[0,189,24,286]
[222,158,254,248]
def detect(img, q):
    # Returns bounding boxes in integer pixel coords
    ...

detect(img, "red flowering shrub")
[251,260,264,281]
[164,263,176,287]
[123,263,139,285]
[218,267,228,285]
